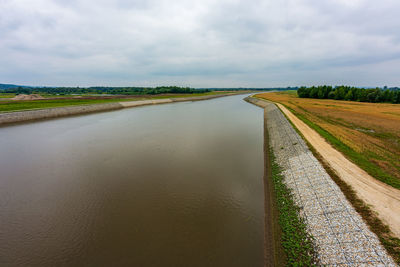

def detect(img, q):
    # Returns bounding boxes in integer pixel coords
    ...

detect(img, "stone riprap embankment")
[0,93,236,126]
[245,97,395,266]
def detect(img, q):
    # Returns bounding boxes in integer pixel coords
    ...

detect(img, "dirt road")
[275,103,400,238]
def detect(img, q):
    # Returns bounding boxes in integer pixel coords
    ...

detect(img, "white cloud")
[0,0,399,87]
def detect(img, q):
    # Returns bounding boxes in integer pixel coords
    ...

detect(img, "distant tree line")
[297,86,400,104]
[1,85,296,95]
[2,86,210,95]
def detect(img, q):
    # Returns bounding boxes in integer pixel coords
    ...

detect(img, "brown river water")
[0,95,265,266]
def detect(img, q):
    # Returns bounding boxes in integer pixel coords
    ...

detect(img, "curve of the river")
[0,94,265,267]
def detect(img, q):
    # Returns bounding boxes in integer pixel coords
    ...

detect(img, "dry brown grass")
[256,91,400,184]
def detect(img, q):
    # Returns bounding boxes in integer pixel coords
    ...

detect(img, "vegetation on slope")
[270,149,319,266]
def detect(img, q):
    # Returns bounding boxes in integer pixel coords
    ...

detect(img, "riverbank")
[0,93,236,126]
[245,97,318,266]
[255,91,400,190]
[255,92,400,263]
[245,96,396,265]
[254,98,285,266]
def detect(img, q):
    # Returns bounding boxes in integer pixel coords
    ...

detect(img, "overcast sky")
[1,0,400,87]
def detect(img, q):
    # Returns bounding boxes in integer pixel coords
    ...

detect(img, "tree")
[344,90,353,101]
[297,87,309,98]
[295,85,399,104]
[310,86,319,98]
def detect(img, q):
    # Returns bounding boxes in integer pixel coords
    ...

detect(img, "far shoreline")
[0,92,242,127]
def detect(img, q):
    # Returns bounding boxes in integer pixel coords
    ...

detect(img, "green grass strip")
[270,149,319,266]
[0,98,128,113]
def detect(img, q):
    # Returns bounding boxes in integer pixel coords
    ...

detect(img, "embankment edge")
[244,96,284,267]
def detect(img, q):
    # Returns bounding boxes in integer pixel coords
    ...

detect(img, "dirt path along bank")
[276,103,400,239]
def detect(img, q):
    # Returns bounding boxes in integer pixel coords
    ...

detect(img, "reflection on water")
[0,95,264,266]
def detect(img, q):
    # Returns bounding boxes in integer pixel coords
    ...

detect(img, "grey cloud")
[0,0,399,87]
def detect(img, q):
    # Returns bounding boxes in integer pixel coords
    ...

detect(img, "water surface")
[0,95,265,266]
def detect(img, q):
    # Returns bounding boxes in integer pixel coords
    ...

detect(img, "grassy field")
[0,98,129,113]
[256,91,400,189]
[0,93,16,98]
[0,91,229,113]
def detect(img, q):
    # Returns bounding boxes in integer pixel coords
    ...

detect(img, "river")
[0,94,265,266]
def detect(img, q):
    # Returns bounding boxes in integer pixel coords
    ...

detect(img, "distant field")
[256,91,400,189]
[0,91,230,113]
[0,98,128,113]
[36,91,227,98]
[0,93,16,98]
